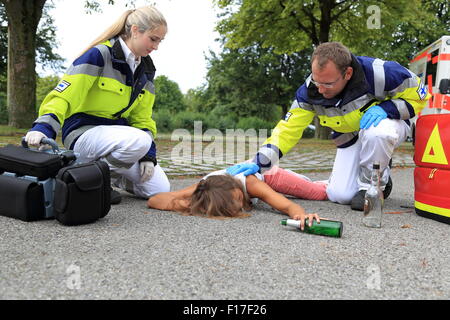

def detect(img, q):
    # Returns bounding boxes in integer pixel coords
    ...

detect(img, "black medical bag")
[0,138,111,225]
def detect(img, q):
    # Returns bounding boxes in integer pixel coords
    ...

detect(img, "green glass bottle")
[280,218,343,238]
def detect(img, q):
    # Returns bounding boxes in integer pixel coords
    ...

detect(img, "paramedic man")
[227,42,430,211]
[24,6,170,205]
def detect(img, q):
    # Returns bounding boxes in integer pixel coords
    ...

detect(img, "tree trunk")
[2,0,46,128]
[313,0,333,140]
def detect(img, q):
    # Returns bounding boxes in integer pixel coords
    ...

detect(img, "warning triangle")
[421,123,448,165]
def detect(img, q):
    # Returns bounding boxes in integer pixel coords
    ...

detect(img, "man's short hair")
[311,42,352,74]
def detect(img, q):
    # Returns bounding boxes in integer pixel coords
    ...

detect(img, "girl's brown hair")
[182,175,252,218]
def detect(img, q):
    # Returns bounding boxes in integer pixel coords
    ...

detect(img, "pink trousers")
[263,166,328,200]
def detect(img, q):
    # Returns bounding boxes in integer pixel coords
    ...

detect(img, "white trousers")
[73,125,170,198]
[326,119,410,204]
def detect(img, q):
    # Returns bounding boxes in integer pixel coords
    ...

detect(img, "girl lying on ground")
[147,166,327,229]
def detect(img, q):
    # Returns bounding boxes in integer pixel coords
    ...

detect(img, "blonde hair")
[78,6,167,57]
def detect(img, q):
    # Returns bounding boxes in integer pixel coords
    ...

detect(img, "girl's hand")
[292,213,321,230]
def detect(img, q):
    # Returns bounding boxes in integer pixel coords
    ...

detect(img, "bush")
[302,125,315,138]
[36,75,60,110]
[153,109,174,133]
[236,116,276,131]
[205,115,236,131]
[172,111,209,132]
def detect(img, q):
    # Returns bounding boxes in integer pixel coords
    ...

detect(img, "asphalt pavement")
[0,167,449,301]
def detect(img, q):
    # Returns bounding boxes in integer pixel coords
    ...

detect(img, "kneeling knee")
[326,187,354,204]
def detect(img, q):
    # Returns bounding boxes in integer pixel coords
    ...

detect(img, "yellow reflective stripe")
[264,107,314,155]
[415,201,450,217]
[389,79,430,116]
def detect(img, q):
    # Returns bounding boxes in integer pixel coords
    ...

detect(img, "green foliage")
[172,111,209,132]
[35,2,65,72]
[153,109,174,133]
[205,45,311,121]
[336,1,450,66]
[153,75,186,114]
[0,73,6,124]
[184,85,215,113]
[36,75,60,110]
[208,115,236,131]
[213,0,449,139]
[0,99,6,124]
[236,116,276,131]
[302,126,315,139]
[214,0,449,66]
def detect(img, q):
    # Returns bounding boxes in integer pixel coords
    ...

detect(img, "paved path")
[2,137,448,301]
[157,139,415,177]
[1,167,448,300]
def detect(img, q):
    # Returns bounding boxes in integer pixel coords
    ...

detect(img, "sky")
[47,0,223,93]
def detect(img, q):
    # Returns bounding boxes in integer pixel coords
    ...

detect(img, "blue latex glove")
[226,163,260,176]
[360,105,388,129]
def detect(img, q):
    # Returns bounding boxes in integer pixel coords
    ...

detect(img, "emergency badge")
[54,80,71,93]
[284,112,292,122]
[417,81,428,100]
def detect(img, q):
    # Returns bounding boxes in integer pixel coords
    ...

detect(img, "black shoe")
[350,190,366,211]
[383,176,393,199]
[351,177,393,211]
[111,189,122,205]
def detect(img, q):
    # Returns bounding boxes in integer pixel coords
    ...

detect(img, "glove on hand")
[360,105,387,130]
[226,163,260,176]
[140,161,155,183]
[25,131,47,147]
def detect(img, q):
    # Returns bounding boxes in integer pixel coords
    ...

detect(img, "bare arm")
[147,183,198,212]
[245,175,320,229]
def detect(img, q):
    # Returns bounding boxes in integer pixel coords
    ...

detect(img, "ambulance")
[410,36,450,224]
[409,35,450,115]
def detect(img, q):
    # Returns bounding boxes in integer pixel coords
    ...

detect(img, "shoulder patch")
[417,81,428,100]
[284,112,292,122]
[54,80,71,93]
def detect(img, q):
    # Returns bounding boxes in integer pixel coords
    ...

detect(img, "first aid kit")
[414,113,450,224]
[0,138,111,225]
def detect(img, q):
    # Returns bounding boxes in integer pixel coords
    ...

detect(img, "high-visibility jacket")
[254,55,431,169]
[31,37,158,162]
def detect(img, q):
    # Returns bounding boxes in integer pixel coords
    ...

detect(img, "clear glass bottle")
[363,162,384,228]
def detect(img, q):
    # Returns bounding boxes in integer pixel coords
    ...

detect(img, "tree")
[184,85,213,113]
[0,1,64,125]
[153,75,186,113]
[212,0,428,139]
[1,0,46,128]
[36,75,60,110]
[0,0,138,128]
[335,0,449,66]
[205,44,312,121]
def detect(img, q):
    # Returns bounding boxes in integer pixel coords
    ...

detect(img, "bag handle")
[21,137,60,153]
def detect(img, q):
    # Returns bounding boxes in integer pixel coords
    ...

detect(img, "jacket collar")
[110,37,156,76]
[306,54,370,107]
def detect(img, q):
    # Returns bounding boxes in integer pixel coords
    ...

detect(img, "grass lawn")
[0,126,414,175]
[0,125,415,152]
